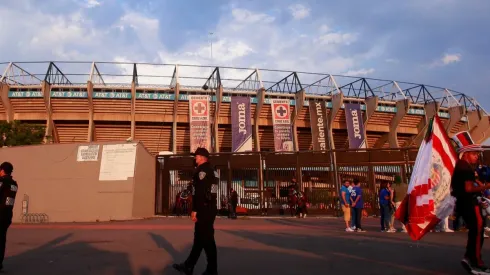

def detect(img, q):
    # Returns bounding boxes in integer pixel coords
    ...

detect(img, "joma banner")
[271,99,294,152]
[189,95,211,152]
[344,103,367,149]
[231,96,253,152]
[308,100,328,151]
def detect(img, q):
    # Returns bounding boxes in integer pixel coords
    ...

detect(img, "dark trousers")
[296,204,307,216]
[461,204,485,267]
[185,212,217,272]
[352,208,363,230]
[230,203,237,218]
[0,221,10,267]
[380,204,392,230]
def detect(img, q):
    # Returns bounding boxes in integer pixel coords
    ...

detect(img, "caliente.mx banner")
[308,99,328,151]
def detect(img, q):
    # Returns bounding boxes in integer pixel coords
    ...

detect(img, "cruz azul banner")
[231,96,253,152]
[271,99,294,152]
[189,95,211,152]
[308,100,328,151]
[344,103,367,149]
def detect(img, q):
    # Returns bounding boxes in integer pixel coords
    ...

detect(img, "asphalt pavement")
[2,216,484,274]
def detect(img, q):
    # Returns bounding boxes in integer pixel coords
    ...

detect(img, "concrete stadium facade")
[0,61,488,155]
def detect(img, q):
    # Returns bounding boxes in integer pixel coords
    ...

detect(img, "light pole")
[209,32,214,62]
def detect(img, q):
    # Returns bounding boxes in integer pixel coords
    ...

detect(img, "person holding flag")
[395,116,490,274]
[451,131,490,274]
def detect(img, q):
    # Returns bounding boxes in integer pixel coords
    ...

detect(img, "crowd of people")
[339,163,490,235]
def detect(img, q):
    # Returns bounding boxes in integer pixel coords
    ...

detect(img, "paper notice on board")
[99,143,137,181]
[77,145,100,162]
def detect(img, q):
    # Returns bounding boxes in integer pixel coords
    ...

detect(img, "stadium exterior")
[0,61,488,154]
[2,61,490,216]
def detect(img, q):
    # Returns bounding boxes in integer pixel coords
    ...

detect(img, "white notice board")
[98,143,137,181]
[77,145,100,162]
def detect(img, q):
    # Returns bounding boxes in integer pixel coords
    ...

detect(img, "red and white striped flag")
[395,115,457,241]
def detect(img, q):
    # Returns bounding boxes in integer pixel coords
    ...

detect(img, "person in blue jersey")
[379,182,392,232]
[340,179,353,232]
[350,179,365,232]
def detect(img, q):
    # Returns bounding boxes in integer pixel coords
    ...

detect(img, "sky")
[0,0,489,111]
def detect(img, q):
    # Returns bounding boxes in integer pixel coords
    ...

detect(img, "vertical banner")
[344,103,367,149]
[308,100,328,151]
[189,95,211,152]
[231,96,253,152]
[271,99,294,152]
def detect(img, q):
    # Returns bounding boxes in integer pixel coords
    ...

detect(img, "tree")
[0,121,46,147]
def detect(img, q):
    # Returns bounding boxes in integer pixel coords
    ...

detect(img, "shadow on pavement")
[223,229,467,275]
[264,218,467,249]
[148,232,332,275]
[4,233,135,275]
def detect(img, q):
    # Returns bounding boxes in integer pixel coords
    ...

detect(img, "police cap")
[192,147,210,158]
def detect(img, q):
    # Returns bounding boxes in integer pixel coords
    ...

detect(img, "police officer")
[0,162,17,271]
[173,148,218,275]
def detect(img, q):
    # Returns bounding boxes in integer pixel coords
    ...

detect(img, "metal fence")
[155,147,422,216]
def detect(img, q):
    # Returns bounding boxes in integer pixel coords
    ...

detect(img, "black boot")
[202,270,218,275]
[172,263,193,275]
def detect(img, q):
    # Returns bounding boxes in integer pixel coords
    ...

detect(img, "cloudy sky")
[0,0,489,110]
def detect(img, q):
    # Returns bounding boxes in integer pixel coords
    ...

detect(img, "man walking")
[0,162,17,271]
[350,179,365,232]
[340,180,353,232]
[173,148,219,275]
[451,132,490,274]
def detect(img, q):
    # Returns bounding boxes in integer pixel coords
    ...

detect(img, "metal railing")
[156,148,419,216]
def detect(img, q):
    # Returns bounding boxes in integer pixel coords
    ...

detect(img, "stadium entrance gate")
[155,149,419,216]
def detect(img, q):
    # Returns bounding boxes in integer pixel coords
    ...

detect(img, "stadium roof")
[0,61,485,113]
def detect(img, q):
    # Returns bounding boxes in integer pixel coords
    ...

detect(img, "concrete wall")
[0,141,155,223]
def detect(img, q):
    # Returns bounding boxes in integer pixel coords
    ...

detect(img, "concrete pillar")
[41,81,58,143]
[86,81,94,142]
[0,83,13,122]
[327,92,344,150]
[363,96,379,148]
[130,81,136,140]
[410,101,440,147]
[470,111,489,143]
[292,90,305,151]
[388,99,410,148]
[213,86,223,153]
[444,105,465,134]
[253,88,265,152]
[171,83,180,154]
[475,118,490,144]
[467,110,481,132]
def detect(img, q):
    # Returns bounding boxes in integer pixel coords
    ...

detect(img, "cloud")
[427,53,462,68]
[231,8,274,24]
[385,58,399,64]
[442,53,462,65]
[343,68,375,76]
[85,0,101,8]
[288,4,310,20]
[316,32,358,46]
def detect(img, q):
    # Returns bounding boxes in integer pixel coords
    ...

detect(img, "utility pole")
[209,32,214,62]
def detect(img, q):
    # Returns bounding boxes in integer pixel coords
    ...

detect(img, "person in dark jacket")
[229,188,238,219]
[173,148,218,275]
[0,162,17,271]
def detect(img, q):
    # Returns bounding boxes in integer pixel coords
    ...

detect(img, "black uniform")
[451,159,485,268]
[0,175,18,268]
[229,190,238,219]
[184,161,218,274]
